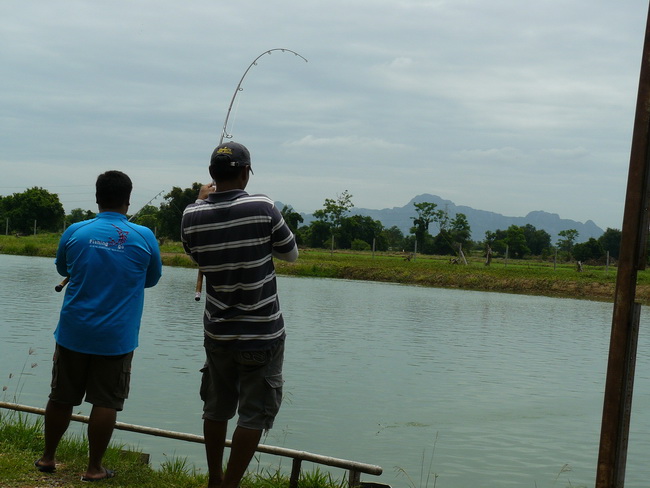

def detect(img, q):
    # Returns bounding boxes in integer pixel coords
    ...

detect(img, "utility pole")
[595,3,650,486]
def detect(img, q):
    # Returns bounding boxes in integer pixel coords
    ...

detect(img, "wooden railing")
[0,401,385,487]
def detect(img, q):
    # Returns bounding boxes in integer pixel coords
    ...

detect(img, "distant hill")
[277,193,605,244]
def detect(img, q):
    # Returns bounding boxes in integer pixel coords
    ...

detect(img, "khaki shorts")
[49,344,133,411]
[201,338,284,430]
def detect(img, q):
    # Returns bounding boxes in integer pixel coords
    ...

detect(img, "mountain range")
[279,193,606,244]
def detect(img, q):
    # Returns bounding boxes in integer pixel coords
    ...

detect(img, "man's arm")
[270,204,298,262]
[273,243,298,262]
[55,227,73,277]
[144,231,162,288]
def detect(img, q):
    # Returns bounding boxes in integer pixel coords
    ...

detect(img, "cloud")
[0,0,646,231]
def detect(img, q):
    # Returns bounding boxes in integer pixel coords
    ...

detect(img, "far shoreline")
[3,234,646,306]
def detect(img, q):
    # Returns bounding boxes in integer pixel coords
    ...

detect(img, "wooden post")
[290,458,302,488]
[349,469,361,488]
[459,244,467,265]
[485,245,492,266]
[596,3,650,486]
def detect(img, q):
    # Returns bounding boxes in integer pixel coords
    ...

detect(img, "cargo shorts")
[201,338,284,431]
[49,343,133,411]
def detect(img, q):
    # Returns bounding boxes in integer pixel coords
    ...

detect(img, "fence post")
[349,469,361,488]
[289,458,302,488]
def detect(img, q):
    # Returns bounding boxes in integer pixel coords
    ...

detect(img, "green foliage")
[0,414,344,488]
[410,202,439,245]
[449,213,471,247]
[505,225,530,259]
[521,224,552,256]
[130,204,160,232]
[598,227,621,259]
[302,220,332,248]
[297,468,346,488]
[410,205,474,256]
[380,225,406,251]
[0,234,60,257]
[351,238,371,251]
[67,208,97,225]
[157,183,202,241]
[312,190,354,228]
[338,215,384,250]
[484,224,552,258]
[0,412,44,452]
[281,205,304,236]
[573,237,605,262]
[557,229,579,260]
[0,187,65,234]
[311,190,355,249]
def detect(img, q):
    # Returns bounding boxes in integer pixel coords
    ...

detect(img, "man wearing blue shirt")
[35,170,162,481]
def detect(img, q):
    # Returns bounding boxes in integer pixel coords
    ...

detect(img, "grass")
[275,249,636,303]
[3,233,648,304]
[0,411,345,488]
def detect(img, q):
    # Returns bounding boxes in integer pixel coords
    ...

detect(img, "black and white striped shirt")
[181,190,298,349]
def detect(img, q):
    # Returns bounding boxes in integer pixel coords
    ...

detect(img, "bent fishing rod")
[194,48,308,301]
[54,190,165,292]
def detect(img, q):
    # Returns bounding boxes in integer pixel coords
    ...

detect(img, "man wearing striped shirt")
[181,141,298,488]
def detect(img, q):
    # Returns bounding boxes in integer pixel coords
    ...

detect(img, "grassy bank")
[0,411,343,488]
[2,233,647,305]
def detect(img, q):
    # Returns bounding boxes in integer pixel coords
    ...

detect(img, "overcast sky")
[1,1,648,231]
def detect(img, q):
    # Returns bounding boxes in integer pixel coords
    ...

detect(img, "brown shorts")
[49,344,133,411]
[201,338,284,430]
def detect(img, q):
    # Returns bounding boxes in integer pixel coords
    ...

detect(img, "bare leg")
[82,405,116,480]
[38,399,74,470]
[204,419,227,488]
[221,426,263,488]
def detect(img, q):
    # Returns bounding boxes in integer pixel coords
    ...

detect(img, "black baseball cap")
[210,142,252,173]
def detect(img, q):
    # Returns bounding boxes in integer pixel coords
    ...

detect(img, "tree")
[67,208,96,225]
[484,229,508,256]
[313,190,354,248]
[521,224,552,256]
[381,226,406,251]
[351,238,371,251]
[129,204,160,233]
[449,213,472,249]
[598,228,622,259]
[303,220,332,248]
[557,229,579,260]
[484,224,551,258]
[573,238,605,262]
[410,202,439,248]
[157,183,202,241]
[505,225,530,258]
[0,187,65,234]
[281,205,304,236]
[338,215,384,250]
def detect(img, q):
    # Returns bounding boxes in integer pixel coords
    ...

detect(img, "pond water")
[2,253,650,488]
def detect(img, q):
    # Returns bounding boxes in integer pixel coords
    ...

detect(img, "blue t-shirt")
[54,212,162,355]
